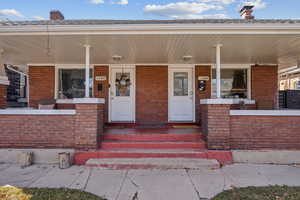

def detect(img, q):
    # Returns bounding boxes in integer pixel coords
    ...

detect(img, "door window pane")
[174,72,188,96]
[212,69,248,98]
[58,69,93,99]
[115,72,130,96]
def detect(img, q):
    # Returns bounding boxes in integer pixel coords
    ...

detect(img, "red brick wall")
[230,115,300,150]
[251,65,278,109]
[29,66,55,108]
[94,66,109,123]
[0,114,75,148]
[136,66,168,125]
[201,104,231,150]
[56,104,75,109]
[0,102,104,149]
[75,103,104,149]
[0,84,7,109]
[195,66,211,123]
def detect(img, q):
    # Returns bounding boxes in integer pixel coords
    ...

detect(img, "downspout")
[6,65,30,108]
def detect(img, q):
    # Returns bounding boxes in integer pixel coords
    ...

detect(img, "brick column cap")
[73,98,105,104]
[0,76,9,85]
[200,98,255,105]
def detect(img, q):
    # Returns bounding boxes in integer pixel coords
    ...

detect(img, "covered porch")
[0,25,300,152]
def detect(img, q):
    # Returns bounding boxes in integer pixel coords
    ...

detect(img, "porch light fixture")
[183,55,193,61]
[112,55,123,61]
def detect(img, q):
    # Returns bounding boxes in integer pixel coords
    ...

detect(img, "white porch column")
[84,45,91,98]
[215,44,222,99]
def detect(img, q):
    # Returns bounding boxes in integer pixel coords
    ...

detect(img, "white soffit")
[0,34,299,69]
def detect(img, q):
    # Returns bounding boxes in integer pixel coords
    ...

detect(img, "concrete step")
[103,133,202,142]
[101,141,206,150]
[85,158,220,169]
[74,150,233,166]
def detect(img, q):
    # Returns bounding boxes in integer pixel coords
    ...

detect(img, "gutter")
[1,23,300,35]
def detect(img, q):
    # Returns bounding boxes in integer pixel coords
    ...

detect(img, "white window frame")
[54,64,94,100]
[211,64,252,99]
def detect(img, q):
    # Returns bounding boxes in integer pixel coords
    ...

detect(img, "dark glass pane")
[58,69,93,99]
[212,69,248,98]
[115,72,130,97]
[174,72,188,96]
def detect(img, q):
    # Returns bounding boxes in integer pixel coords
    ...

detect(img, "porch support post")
[215,44,222,99]
[84,45,91,98]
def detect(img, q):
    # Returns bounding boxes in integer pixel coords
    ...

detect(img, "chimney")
[50,10,64,20]
[240,5,255,20]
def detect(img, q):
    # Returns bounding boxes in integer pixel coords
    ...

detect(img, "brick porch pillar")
[74,98,105,150]
[200,99,255,150]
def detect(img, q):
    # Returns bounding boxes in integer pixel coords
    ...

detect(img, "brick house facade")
[0,18,300,153]
[26,64,278,124]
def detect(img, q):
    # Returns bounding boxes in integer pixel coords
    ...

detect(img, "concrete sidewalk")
[0,163,300,200]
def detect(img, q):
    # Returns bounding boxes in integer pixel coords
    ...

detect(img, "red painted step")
[74,150,233,166]
[103,133,202,142]
[101,141,205,150]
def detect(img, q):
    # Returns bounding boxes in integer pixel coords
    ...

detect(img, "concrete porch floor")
[1,163,300,200]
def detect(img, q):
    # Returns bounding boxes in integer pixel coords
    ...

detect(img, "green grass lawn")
[0,186,107,200]
[212,186,300,200]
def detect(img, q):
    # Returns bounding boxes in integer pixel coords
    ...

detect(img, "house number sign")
[95,76,107,81]
[198,76,210,81]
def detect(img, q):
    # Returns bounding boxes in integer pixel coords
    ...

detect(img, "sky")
[0,0,299,21]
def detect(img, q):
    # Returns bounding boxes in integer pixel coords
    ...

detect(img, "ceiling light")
[112,55,122,61]
[183,55,193,61]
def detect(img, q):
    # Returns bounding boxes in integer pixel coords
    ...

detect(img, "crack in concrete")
[68,168,87,189]
[131,191,139,200]
[115,170,129,200]
[185,169,208,200]
[83,167,93,191]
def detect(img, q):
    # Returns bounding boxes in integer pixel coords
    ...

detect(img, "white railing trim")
[73,98,105,104]
[56,99,74,104]
[200,99,255,105]
[230,110,300,116]
[0,109,76,115]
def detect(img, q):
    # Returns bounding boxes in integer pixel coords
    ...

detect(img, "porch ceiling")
[0,34,300,70]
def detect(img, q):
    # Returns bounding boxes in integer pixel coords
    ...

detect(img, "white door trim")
[168,65,195,122]
[108,64,136,122]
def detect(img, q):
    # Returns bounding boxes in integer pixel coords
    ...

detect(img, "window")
[115,72,131,96]
[58,69,93,99]
[212,68,248,99]
[173,72,188,96]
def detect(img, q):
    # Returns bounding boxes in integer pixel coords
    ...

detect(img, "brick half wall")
[230,115,300,150]
[201,103,300,150]
[0,114,75,148]
[0,100,104,149]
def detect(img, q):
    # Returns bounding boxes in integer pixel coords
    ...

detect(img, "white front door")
[110,67,135,122]
[169,67,194,122]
